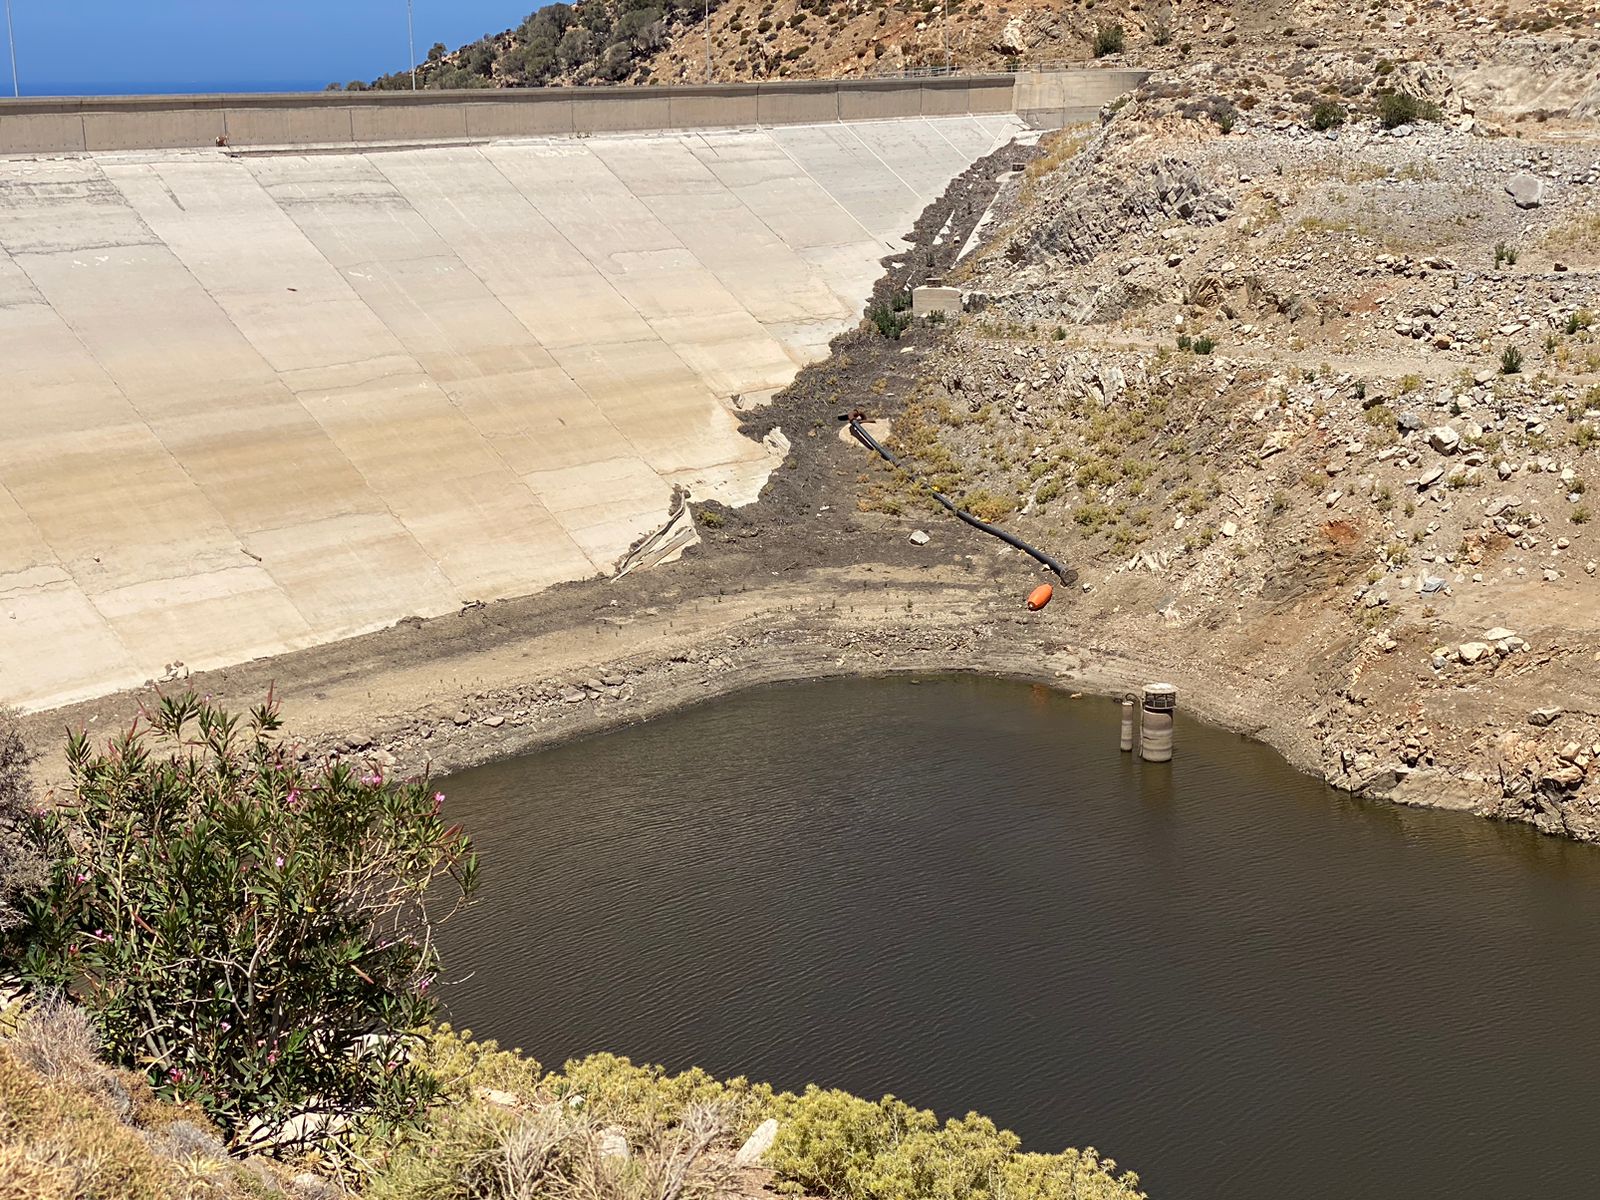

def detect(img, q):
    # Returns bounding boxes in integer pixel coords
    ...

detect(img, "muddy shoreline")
[20,553,1496,833]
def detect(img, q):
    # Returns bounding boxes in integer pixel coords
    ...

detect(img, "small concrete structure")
[911,285,962,318]
[1120,695,1136,752]
[1139,683,1178,763]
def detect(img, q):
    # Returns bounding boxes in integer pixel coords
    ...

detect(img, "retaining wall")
[0,69,1144,156]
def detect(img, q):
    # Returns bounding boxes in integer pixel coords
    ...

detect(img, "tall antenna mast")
[4,0,18,98]
[407,0,417,90]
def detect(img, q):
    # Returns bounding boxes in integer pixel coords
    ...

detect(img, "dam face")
[0,112,1026,709]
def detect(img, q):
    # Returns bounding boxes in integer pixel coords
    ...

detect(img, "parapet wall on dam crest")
[0,72,1143,711]
[0,70,1146,154]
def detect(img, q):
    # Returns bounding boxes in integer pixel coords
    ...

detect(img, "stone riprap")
[0,114,1024,709]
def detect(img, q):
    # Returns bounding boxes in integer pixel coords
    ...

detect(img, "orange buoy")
[1026,583,1054,611]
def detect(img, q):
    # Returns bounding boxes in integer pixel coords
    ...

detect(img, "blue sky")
[3,1,534,95]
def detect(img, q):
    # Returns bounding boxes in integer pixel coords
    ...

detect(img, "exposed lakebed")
[438,675,1600,1198]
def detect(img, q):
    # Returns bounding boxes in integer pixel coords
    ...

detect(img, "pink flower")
[417,975,433,994]
[433,792,445,813]
[168,1067,185,1083]
[266,1049,279,1066]
[74,872,89,884]
[274,855,284,869]
[362,771,381,786]
[220,1021,232,1033]
[286,788,302,809]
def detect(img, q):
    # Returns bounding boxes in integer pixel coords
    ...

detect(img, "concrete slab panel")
[83,105,226,152]
[547,338,758,474]
[926,115,1010,161]
[0,159,158,255]
[570,94,673,133]
[839,84,920,122]
[463,98,575,139]
[350,102,470,143]
[632,183,849,326]
[0,111,87,155]
[668,89,759,129]
[90,566,314,678]
[847,119,974,203]
[918,83,974,117]
[224,104,355,146]
[769,123,922,245]
[247,511,458,637]
[968,80,1020,115]
[524,456,673,568]
[0,577,140,708]
[686,131,875,251]
[755,85,839,126]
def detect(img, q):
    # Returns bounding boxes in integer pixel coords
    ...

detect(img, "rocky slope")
[841,43,1600,835]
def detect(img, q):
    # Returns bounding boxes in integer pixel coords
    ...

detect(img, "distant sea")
[17,80,334,97]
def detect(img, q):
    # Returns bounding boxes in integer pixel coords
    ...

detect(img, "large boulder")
[1506,173,1546,209]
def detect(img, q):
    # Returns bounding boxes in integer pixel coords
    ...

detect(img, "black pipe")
[847,417,1073,584]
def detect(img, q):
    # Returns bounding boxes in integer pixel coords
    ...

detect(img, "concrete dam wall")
[0,73,1141,711]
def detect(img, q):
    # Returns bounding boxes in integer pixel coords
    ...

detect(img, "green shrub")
[1573,505,1591,524]
[869,302,912,340]
[1494,241,1519,267]
[1500,345,1523,375]
[8,693,478,1147]
[1192,334,1217,355]
[1309,99,1346,130]
[768,1087,1142,1200]
[0,707,45,936]
[1093,22,1125,56]
[1376,89,1442,128]
[1564,309,1593,335]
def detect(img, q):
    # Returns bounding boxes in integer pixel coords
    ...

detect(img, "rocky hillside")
[347,0,1598,122]
[839,37,1600,836]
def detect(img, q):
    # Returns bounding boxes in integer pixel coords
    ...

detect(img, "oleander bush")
[6,693,478,1149]
[0,707,45,935]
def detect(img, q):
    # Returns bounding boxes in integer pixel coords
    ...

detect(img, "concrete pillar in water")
[1139,683,1177,763]
[1119,695,1136,752]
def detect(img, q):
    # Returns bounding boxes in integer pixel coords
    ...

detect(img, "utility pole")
[4,0,18,98]
[407,0,417,90]
[704,0,711,83]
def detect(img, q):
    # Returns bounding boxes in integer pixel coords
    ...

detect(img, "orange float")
[1026,583,1054,611]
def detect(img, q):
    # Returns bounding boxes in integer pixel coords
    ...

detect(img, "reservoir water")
[437,675,1600,1198]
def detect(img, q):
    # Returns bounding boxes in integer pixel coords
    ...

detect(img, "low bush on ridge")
[360,1036,1147,1200]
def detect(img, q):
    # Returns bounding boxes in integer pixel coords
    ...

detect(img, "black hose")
[847,417,1073,584]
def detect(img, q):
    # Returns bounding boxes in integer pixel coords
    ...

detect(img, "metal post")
[4,0,18,98]
[704,0,711,83]
[407,0,417,90]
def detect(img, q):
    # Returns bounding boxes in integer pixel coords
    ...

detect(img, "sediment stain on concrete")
[0,115,1024,709]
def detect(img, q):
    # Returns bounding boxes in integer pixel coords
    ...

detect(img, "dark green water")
[437,675,1600,1199]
